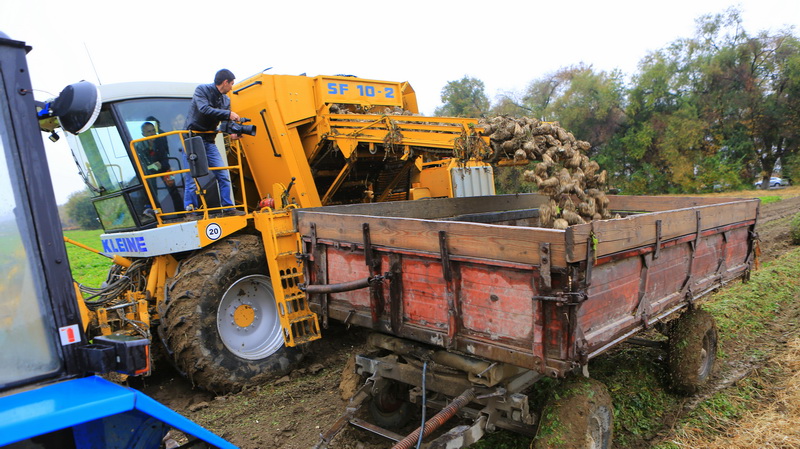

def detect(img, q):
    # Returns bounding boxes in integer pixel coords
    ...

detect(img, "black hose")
[302,276,375,294]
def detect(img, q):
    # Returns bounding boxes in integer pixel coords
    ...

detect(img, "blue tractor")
[0,32,236,449]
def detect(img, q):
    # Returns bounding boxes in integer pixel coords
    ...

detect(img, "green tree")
[693,9,800,189]
[609,8,800,194]
[63,189,101,230]
[616,50,710,193]
[489,94,530,117]
[783,152,800,185]
[517,64,626,152]
[434,76,490,117]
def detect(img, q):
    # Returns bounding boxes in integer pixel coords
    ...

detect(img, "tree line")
[435,9,800,194]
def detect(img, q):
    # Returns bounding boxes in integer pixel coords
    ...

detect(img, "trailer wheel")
[532,377,613,449]
[161,234,303,393]
[368,380,413,430]
[668,308,717,394]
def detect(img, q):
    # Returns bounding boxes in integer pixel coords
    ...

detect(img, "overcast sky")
[2,0,798,204]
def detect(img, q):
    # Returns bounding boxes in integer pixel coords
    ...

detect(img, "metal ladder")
[256,207,321,347]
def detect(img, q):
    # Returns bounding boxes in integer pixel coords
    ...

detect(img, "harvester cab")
[0,32,235,448]
[55,82,221,231]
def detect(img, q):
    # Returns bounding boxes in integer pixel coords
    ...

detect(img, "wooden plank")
[566,199,758,262]
[297,194,757,267]
[607,195,757,212]
[296,193,549,220]
[296,212,569,267]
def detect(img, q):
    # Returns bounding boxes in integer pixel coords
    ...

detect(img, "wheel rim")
[217,274,284,360]
[698,331,715,379]
[587,406,610,449]
[588,415,602,449]
[374,383,405,414]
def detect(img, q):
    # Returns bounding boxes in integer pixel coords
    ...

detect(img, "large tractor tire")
[532,377,614,449]
[667,308,718,395]
[160,234,303,393]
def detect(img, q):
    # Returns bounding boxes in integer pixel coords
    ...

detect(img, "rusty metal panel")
[459,264,539,346]
[580,256,642,345]
[326,249,372,310]
[398,257,450,330]
[645,243,691,315]
[691,233,725,293]
[724,227,751,276]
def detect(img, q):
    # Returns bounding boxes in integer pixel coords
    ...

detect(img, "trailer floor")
[134,193,800,449]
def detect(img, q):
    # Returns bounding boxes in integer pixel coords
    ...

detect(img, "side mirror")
[51,81,102,134]
[185,136,209,178]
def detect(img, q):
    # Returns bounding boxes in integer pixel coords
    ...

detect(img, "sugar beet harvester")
[55,72,495,393]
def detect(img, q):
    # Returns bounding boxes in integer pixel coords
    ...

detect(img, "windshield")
[66,98,192,231]
[68,105,137,194]
[67,98,190,196]
[117,98,189,210]
[0,76,62,388]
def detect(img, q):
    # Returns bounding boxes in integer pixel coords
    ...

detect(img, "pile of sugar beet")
[478,116,615,229]
[335,105,614,229]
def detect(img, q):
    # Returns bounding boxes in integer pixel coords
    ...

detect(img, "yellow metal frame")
[65,236,179,337]
[229,73,492,209]
[129,130,250,225]
[253,207,321,347]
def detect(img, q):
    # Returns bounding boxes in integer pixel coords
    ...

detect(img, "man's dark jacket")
[185,83,230,141]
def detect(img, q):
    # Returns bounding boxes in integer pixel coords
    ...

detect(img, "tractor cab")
[1,32,236,448]
[62,83,224,232]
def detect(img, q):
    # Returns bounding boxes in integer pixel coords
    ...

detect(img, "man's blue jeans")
[182,140,234,210]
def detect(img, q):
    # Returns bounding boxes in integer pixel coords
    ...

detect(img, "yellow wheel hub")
[233,304,255,328]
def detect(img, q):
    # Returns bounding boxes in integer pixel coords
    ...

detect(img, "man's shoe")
[222,208,246,217]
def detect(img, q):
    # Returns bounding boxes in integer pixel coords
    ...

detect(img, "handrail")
[129,130,248,224]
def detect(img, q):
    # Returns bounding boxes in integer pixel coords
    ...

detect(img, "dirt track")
[753,195,800,264]
[137,195,800,449]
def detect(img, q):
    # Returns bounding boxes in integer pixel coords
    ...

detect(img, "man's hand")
[163,174,175,187]
[147,161,162,172]
[230,134,241,140]
[229,111,240,121]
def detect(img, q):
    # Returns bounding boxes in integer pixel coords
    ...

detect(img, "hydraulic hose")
[391,388,476,449]
[302,274,383,294]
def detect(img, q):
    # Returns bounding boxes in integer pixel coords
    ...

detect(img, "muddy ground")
[137,194,800,449]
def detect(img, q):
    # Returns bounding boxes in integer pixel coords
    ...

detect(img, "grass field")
[681,185,800,201]
[653,247,800,448]
[63,228,110,287]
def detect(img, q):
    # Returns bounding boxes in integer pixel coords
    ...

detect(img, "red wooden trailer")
[298,193,759,448]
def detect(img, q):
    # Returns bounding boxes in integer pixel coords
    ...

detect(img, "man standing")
[182,68,245,216]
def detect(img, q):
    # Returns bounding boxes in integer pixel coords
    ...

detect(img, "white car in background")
[754,176,788,188]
